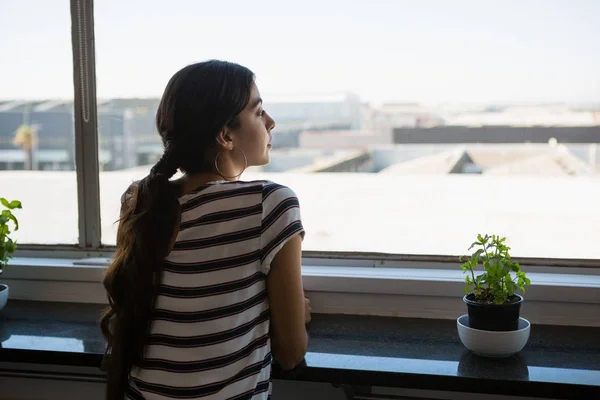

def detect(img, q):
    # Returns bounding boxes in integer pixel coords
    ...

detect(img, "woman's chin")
[251,156,270,167]
[263,150,272,164]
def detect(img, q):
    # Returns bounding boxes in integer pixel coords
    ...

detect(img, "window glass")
[0,0,78,244]
[96,0,600,258]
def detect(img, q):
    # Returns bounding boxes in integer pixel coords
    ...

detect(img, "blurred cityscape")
[3,97,600,258]
[1,96,599,176]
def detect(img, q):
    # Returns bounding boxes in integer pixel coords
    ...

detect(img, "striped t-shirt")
[127,180,305,400]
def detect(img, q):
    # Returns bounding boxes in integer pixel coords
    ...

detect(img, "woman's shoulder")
[175,179,299,206]
[259,180,299,201]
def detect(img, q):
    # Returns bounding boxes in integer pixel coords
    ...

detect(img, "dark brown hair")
[100,60,255,400]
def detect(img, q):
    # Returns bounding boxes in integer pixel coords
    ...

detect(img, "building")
[265,92,362,130]
[0,94,369,171]
[299,130,388,149]
[393,126,600,145]
[393,106,600,145]
[0,100,127,171]
[263,92,363,148]
[362,103,445,141]
[0,100,75,170]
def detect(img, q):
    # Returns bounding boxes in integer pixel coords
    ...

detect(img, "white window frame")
[71,0,101,249]
[6,0,600,328]
[5,252,600,328]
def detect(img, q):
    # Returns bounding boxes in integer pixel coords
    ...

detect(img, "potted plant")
[460,234,531,332]
[0,198,22,312]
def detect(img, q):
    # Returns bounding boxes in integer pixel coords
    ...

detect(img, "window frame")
[5,1,600,328]
[71,0,101,249]
[3,254,600,327]
[11,0,600,272]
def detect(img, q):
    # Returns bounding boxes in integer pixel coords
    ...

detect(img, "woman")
[101,60,310,400]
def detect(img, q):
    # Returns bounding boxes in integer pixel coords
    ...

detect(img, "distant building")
[392,106,600,145]
[362,103,444,141]
[265,93,362,129]
[262,93,364,149]
[299,130,388,149]
[0,101,75,170]
[0,99,160,171]
[98,98,160,169]
[393,126,600,144]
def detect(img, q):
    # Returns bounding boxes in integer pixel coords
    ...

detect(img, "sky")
[1,0,599,105]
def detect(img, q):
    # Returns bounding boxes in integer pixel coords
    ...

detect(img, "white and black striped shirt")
[127,180,305,400]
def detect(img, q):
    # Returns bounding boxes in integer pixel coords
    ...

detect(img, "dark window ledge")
[0,301,599,399]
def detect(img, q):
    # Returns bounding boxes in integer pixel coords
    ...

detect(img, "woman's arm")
[267,234,309,371]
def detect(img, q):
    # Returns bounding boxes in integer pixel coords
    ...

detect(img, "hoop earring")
[214,147,248,180]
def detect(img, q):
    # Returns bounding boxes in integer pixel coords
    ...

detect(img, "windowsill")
[2,256,600,327]
[0,300,599,399]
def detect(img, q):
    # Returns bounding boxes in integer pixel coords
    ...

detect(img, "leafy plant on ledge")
[460,234,531,305]
[0,198,22,275]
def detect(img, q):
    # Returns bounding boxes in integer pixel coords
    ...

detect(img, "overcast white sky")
[1,0,599,105]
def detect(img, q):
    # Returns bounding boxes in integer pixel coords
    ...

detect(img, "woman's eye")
[258,109,266,117]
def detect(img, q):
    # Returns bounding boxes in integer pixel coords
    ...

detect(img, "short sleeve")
[260,182,305,273]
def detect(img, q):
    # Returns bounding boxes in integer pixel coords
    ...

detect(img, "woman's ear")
[216,128,234,150]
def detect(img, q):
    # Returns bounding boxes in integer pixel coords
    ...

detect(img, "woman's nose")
[266,112,275,131]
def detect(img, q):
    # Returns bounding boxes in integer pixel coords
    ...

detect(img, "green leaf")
[8,200,22,209]
[471,249,483,263]
[0,198,9,208]
[517,274,531,288]
[500,260,511,275]
[5,238,16,254]
[8,213,18,231]
[468,241,480,250]
[505,280,518,295]
[475,274,485,285]
[460,261,471,271]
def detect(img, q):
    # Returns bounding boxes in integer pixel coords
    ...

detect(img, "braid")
[103,140,182,400]
[150,141,179,179]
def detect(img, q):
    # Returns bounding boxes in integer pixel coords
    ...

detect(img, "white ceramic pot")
[0,284,8,312]
[457,314,530,358]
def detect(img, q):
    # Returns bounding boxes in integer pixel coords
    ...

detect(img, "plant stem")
[484,242,492,292]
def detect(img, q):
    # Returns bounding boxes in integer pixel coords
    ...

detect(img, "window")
[5,0,600,262]
[0,0,78,244]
